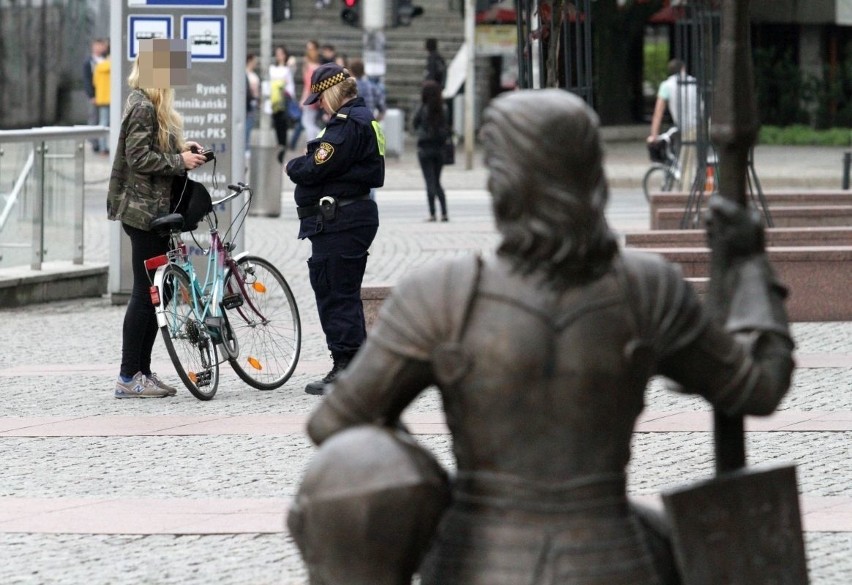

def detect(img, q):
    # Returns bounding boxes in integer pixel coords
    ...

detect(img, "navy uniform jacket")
[286,97,384,239]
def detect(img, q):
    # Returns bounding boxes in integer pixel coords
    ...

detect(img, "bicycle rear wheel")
[224,255,301,390]
[159,265,220,400]
[642,164,676,202]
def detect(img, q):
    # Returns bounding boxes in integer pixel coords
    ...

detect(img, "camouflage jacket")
[107,89,186,230]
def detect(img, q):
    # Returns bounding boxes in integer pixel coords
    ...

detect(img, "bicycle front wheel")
[642,164,676,202]
[224,255,301,390]
[159,265,220,400]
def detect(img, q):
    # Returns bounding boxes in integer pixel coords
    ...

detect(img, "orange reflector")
[144,254,168,271]
[252,281,267,293]
[188,372,197,383]
[246,357,262,371]
[180,288,191,303]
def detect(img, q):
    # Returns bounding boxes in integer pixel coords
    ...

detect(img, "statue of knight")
[288,4,805,583]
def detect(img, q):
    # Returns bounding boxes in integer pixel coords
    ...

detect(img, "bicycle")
[642,126,682,202]
[145,182,301,400]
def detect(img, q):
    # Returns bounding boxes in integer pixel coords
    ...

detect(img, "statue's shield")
[662,463,808,585]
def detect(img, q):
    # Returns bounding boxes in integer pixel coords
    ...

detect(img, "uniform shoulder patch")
[314,142,335,165]
[335,112,348,119]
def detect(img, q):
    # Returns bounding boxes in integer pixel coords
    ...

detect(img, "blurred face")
[275,47,286,63]
[306,42,319,59]
[137,38,190,87]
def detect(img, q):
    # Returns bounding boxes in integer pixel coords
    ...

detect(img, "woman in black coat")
[412,80,450,222]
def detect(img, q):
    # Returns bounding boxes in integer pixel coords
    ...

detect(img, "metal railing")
[0,126,107,270]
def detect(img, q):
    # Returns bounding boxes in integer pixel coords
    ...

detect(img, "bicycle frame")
[147,187,254,357]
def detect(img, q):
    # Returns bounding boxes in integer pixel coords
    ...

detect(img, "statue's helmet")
[288,426,451,585]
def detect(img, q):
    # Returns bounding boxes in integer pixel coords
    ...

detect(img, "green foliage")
[759,125,852,146]
[753,47,811,126]
[644,38,669,91]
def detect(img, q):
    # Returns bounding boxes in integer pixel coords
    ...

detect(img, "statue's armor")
[310,248,793,585]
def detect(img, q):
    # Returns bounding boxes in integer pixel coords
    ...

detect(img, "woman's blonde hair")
[127,56,185,152]
[322,77,357,113]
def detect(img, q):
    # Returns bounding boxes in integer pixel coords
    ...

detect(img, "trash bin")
[381,108,404,158]
[248,127,283,217]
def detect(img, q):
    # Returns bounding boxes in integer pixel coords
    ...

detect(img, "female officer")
[286,62,384,395]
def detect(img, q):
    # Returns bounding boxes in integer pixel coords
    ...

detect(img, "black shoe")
[276,148,285,164]
[304,354,352,395]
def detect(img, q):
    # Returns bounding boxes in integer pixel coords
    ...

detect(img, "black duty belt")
[296,194,371,219]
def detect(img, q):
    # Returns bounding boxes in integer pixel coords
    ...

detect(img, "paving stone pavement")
[0,140,850,584]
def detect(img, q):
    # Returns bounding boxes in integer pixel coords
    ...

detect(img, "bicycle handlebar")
[212,182,251,207]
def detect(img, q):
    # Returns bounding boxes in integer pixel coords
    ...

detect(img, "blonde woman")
[107,39,208,398]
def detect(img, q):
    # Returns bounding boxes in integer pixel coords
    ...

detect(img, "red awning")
[649,2,686,24]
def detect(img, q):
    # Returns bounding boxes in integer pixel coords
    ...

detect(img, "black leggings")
[272,111,289,149]
[120,223,170,378]
[417,148,447,217]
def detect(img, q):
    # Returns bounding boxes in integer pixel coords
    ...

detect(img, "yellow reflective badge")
[314,142,335,165]
[372,121,386,157]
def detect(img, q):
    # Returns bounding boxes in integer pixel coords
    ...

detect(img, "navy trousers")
[307,224,378,357]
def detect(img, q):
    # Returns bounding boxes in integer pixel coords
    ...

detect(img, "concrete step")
[655,205,852,230]
[363,245,852,323]
[624,226,852,248]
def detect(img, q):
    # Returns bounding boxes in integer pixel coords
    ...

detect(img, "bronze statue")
[289,84,797,585]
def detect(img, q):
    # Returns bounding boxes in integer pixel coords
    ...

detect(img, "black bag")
[171,175,213,231]
[442,137,455,165]
[647,139,667,163]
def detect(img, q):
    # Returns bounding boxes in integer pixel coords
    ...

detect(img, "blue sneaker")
[114,372,169,398]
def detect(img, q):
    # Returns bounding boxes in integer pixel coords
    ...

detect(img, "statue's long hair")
[480,89,617,289]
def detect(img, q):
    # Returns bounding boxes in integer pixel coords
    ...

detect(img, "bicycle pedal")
[222,294,243,310]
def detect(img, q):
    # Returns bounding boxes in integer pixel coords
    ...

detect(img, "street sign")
[110,0,246,301]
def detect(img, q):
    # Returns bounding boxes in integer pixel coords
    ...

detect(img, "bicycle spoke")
[224,256,301,390]
[159,265,220,400]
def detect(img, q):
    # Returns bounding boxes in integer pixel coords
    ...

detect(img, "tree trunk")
[591,0,663,124]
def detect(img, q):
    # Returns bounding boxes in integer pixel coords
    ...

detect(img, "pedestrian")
[106,38,209,399]
[285,63,385,396]
[268,44,296,163]
[648,58,699,189]
[412,80,449,222]
[245,53,261,153]
[296,89,794,585]
[423,37,446,88]
[83,38,105,152]
[350,58,386,201]
[349,58,385,122]
[320,43,337,65]
[298,40,323,146]
[92,42,111,156]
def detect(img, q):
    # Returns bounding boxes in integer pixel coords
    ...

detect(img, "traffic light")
[393,0,423,27]
[341,0,360,27]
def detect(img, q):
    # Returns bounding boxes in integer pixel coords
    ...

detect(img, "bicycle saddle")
[150,213,187,235]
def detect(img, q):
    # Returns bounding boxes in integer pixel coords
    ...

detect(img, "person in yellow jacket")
[92,44,111,155]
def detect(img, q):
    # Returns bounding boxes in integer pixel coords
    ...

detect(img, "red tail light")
[144,255,169,271]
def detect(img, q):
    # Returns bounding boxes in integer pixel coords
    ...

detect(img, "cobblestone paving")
[0,149,849,584]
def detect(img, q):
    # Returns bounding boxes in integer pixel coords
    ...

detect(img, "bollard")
[843,151,851,190]
[249,127,283,217]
